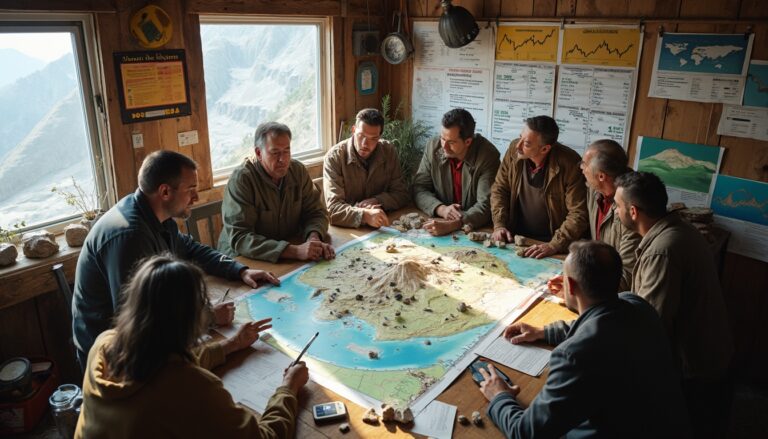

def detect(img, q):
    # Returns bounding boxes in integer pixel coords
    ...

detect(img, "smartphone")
[469,359,513,387]
[312,401,348,424]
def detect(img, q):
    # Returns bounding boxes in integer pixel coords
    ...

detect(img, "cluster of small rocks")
[360,404,413,427]
[457,411,484,427]
[391,212,427,232]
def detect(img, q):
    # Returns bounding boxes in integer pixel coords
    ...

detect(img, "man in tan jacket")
[218,122,333,263]
[615,171,733,438]
[491,116,587,259]
[323,108,410,228]
[580,139,640,291]
[413,108,500,236]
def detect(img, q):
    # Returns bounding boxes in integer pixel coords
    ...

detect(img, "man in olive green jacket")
[491,116,588,259]
[324,108,410,228]
[615,171,733,438]
[581,139,640,291]
[413,108,500,236]
[218,122,332,263]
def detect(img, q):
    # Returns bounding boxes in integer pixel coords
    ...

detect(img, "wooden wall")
[393,0,768,386]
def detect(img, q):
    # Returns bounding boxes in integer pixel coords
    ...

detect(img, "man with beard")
[72,150,280,367]
[413,108,500,236]
[615,171,733,438]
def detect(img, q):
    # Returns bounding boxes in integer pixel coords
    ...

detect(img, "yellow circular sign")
[130,5,173,48]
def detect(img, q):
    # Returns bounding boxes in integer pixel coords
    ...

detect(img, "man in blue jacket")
[478,240,690,438]
[72,150,279,367]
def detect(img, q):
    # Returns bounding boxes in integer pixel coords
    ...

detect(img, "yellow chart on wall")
[561,26,641,68]
[496,25,560,62]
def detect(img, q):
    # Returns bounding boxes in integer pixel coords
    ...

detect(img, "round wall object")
[130,5,173,49]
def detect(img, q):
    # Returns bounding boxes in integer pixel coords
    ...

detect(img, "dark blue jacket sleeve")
[178,232,247,280]
[487,349,589,438]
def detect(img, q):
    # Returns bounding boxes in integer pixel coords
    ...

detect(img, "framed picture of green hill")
[635,136,724,207]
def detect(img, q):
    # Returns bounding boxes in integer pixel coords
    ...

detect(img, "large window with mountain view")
[200,17,330,177]
[0,14,108,234]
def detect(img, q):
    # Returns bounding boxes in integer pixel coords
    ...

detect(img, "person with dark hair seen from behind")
[578,139,640,290]
[614,171,733,438]
[490,116,588,259]
[413,108,500,236]
[323,108,410,228]
[75,255,308,438]
[218,121,333,262]
[479,241,690,438]
[72,150,280,370]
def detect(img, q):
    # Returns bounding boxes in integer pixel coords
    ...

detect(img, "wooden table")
[210,215,576,438]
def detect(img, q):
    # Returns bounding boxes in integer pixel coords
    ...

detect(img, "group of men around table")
[71,107,733,438]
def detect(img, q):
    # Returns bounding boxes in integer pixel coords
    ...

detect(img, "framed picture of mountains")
[113,49,191,124]
[635,136,724,208]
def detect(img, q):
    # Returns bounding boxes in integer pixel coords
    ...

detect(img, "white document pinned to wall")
[412,21,494,137]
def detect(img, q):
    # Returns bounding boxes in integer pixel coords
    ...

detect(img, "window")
[0,13,110,233]
[200,16,331,178]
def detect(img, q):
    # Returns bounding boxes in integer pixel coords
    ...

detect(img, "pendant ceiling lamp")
[438,0,479,48]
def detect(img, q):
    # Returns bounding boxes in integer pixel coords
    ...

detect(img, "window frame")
[198,15,333,179]
[0,12,114,234]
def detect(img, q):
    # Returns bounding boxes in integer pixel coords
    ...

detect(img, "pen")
[218,288,230,305]
[290,332,319,366]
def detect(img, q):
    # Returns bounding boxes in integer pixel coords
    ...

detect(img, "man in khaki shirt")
[218,122,333,263]
[580,139,640,291]
[491,116,587,259]
[413,108,500,236]
[323,108,410,228]
[615,171,733,438]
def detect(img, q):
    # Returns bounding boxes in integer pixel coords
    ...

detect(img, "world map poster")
[233,228,561,414]
[649,32,754,104]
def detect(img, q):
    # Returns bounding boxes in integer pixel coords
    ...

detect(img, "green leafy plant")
[380,94,430,186]
[51,177,105,221]
[0,221,26,244]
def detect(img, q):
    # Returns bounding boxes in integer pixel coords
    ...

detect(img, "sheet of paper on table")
[217,336,293,413]
[475,336,551,377]
[411,400,457,439]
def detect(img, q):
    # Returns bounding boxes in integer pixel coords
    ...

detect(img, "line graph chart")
[561,26,641,68]
[495,25,559,62]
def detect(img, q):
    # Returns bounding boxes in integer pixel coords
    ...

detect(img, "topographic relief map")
[657,33,750,75]
[235,228,561,411]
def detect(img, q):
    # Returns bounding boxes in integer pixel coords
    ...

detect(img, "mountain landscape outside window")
[0,24,104,232]
[201,20,325,177]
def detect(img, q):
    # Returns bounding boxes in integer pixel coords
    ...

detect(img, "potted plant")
[380,95,430,186]
[51,177,105,229]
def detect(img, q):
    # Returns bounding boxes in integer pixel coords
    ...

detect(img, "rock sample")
[338,423,350,433]
[0,243,18,266]
[362,408,380,425]
[514,235,530,246]
[471,411,483,426]
[22,230,59,259]
[380,404,396,422]
[457,414,470,425]
[467,232,487,242]
[394,407,414,424]
[64,224,89,247]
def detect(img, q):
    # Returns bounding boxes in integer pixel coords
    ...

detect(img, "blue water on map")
[243,230,561,371]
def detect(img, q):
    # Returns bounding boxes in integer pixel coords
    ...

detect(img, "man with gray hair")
[579,139,640,291]
[323,108,410,228]
[218,122,332,262]
[479,240,690,438]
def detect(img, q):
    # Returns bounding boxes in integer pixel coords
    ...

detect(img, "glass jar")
[48,384,83,439]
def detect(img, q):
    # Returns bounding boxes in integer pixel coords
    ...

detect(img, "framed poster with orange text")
[114,50,191,123]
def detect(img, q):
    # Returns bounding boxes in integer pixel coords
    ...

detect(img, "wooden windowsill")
[0,235,81,310]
